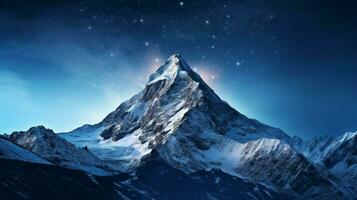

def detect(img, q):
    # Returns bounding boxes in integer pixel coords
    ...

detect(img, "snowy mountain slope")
[60,124,105,148]
[292,131,357,164]
[60,54,350,198]
[322,134,357,194]
[291,131,357,197]
[323,133,357,169]
[0,136,50,165]
[10,126,114,176]
[155,123,347,198]
[235,138,348,199]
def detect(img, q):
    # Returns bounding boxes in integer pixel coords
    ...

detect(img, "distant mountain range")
[1,55,356,200]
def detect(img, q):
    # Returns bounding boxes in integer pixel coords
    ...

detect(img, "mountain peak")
[147,54,193,85]
[10,126,55,142]
[168,53,182,61]
[28,125,53,134]
[167,54,186,67]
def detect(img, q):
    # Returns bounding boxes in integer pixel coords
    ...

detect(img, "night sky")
[1,0,356,138]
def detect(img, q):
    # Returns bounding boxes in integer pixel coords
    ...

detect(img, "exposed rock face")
[292,132,357,164]
[323,134,357,168]
[236,139,344,199]
[322,134,357,195]
[10,126,114,176]
[291,131,357,196]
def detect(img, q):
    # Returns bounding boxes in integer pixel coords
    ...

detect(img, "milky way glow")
[193,66,218,86]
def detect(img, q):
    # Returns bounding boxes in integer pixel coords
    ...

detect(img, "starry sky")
[1,0,356,138]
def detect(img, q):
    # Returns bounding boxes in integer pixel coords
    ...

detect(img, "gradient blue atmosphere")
[0,0,356,138]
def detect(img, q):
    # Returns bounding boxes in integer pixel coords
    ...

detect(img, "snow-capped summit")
[99,54,289,142]
[60,54,349,198]
[10,126,114,176]
[147,54,192,85]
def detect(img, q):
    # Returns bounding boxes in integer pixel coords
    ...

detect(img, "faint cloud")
[0,70,35,112]
[54,44,143,105]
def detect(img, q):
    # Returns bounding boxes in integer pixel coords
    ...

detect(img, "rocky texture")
[10,126,114,176]
[322,134,357,195]
[61,54,350,199]
[292,132,357,164]
[291,131,357,196]
[236,138,346,199]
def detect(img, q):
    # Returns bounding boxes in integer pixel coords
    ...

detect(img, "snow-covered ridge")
[10,126,114,176]
[290,131,357,197]
[292,131,357,164]
[338,131,357,143]
[320,133,357,194]
[0,136,51,165]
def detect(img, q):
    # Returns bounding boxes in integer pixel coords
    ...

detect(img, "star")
[205,20,210,24]
[145,41,149,46]
[87,25,92,30]
[179,1,184,6]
